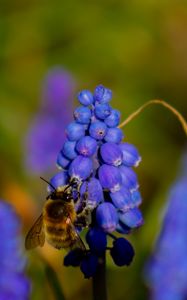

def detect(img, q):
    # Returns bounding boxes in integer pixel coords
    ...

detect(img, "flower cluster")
[50,85,143,277]
[25,67,74,174]
[144,157,187,300]
[0,200,31,299]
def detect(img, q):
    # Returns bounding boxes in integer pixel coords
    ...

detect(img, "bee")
[25,178,89,251]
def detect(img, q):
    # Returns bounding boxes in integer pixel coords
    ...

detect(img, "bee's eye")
[65,194,72,201]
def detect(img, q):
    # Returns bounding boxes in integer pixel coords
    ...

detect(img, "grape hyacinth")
[51,84,143,278]
[25,67,74,174]
[0,200,31,299]
[144,154,187,300]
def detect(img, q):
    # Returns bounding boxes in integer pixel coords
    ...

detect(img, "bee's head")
[40,176,78,202]
[46,189,72,202]
[63,191,73,202]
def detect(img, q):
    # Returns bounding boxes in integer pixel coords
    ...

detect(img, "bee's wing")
[71,227,86,251]
[25,214,45,250]
[68,215,86,251]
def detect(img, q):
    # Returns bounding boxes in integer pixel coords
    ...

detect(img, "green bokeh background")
[0,1,187,299]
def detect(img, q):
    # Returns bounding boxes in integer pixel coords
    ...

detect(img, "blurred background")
[0,0,187,299]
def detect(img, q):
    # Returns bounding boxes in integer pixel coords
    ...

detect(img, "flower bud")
[62,140,77,160]
[110,187,132,212]
[119,207,144,228]
[76,136,97,157]
[94,103,111,119]
[104,127,124,143]
[116,222,131,234]
[86,228,107,254]
[64,249,84,267]
[110,238,135,266]
[131,190,142,208]
[49,171,68,190]
[100,142,123,166]
[56,151,70,169]
[66,122,85,141]
[74,106,92,124]
[98,164,122,192]
[119,142,141,167]
[68,155,93,180]
[89,121,107,140]
[80,253,98,278]
[77,90,94,106]
[119,165,139,191]
[105,109,120,127]
[96,202,118,232]
[94,85,112,104]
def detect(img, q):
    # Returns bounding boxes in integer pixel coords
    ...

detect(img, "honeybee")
[25,178,89,251]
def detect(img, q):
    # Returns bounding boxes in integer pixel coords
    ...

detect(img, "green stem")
[92,253,107,300]
[118,99,187,136]
[37,252,66,300]
[45,264,65,300]
[45,263,66,300]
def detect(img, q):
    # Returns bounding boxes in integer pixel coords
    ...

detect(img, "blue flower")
[109,187,132,212]
[119,142,141,167]
[100,142,123,166]
[118,207,144,229]
[0,200,31,299]
[94,103,111,119]
[77,90,94,106]
[94,84,112,104]
[64,248,84,267]
[62,140,77,160]
[68,155,93,181]
[65,122,85,141]
[49,171,68,190]
[80,253,98,279]
[25,67,74,174]
[144,162,187,299]
[110,237,135,266]
[51,84,143,277]
[56,151,71,169]
[104,127,124,143]
[89,121,107,140]
[76,136,97,157]
[86,228,107,254]
[98,164,122,192]
[119,165,139,191]
[96,202,119,232]
[74,106,92,124]
[104,109,120,127]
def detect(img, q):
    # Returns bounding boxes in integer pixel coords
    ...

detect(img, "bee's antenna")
[40,177,56,191]
[63,177,79,193]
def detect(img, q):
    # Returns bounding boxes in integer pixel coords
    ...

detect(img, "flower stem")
[118,99,187,136]
[45,263,66,300]
[92,253,107,300]
[38,253,66,300]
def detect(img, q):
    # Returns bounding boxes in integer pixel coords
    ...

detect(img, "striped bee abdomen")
[45,223,78,249]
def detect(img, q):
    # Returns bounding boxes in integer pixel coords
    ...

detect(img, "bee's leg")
[75,183,92,227]
[72,190,80,202]
[75,208,91,227]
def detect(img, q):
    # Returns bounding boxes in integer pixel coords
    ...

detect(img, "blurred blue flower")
[50,84,143,278]
[0,200,31,299]
[25,67,74,174]
[144,159,187,300]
